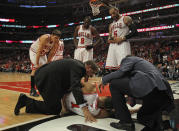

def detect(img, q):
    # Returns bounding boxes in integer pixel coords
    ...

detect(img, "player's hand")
[82,106,97,123]
[85,45,93,50]
[107,39,113,44]
[36,64,42,69]
[98,83,105,93]
[114,36,125,44]
[36,64,40,69]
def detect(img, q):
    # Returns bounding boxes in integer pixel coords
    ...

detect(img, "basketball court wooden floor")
[0,72,179,131]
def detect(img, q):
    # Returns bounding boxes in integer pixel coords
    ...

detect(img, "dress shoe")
[14,93,27,115]
[30,89,39,97]
[110,121,135,131]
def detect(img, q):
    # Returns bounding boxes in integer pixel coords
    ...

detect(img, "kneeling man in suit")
[100,56,175,131]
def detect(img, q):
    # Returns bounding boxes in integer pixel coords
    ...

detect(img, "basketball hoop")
[89,0,104,16]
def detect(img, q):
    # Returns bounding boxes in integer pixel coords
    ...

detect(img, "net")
[89,0,103,16]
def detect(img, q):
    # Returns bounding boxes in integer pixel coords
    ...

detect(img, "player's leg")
[29,50,39,97]
[116,42,131,66]
[74,48,83,62]
[83,48,93,62]
[106,44,118,72]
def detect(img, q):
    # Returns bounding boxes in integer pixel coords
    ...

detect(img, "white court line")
[0,115,55,131]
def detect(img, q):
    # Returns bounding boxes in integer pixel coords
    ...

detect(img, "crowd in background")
[0,0,178,80]
[0,50,31,73]
[0,40,178,80]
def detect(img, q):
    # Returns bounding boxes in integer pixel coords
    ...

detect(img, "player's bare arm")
[36,35,49,67]
[73,26,80,48]
[47,46,55,62]
[47,40,59,62]
[82,106,97,123]
[107,24,116,44]
[124,16,132,26]
[91,27,102,47]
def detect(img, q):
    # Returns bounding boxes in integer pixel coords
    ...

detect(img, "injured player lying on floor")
[61,78,139,118]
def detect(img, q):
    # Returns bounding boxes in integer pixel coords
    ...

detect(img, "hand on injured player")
[82,106,97,123]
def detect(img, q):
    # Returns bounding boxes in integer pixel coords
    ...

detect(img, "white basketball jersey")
[65,92,101,116]
[30,34,53,56]
[77,25,93,46]
[50,40,64,61]
[110,16,129,40]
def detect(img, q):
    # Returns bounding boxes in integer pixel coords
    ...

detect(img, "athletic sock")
[31,76,35,91]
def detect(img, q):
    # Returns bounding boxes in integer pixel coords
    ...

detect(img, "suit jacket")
[102,56,167,97]
[35,58,86,105]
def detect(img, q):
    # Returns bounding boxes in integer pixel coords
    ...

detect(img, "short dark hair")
[52,29,61,37]
[84,60,99,73]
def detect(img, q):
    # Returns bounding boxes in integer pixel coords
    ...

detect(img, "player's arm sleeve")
[102,58,134,84]
[70,68,87,107]
[124,16,138,39]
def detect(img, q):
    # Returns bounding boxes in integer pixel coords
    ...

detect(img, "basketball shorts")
[74,48,93,62]
[29,49,47,70]
[106,41,131,69]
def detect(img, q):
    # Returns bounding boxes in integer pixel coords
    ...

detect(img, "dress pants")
[25,64,64,115]
[109,76,173,129]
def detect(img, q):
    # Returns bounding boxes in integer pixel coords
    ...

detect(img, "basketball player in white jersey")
[63,78,139,118]
[29,30,61,97]
[106,7,138,70]
[48,31,64,62]
[74,16,102,62]
[63,79,111,118]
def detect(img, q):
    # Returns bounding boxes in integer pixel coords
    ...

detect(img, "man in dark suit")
[100,56,175,131]
[14,59,99,122]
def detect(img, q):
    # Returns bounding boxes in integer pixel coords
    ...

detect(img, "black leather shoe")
[30,89,39,97]
[14,94,27,115]
[110,122,135,131]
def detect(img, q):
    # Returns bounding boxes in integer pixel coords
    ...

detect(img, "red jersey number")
[81,38,84,44]
[114,30,117,37]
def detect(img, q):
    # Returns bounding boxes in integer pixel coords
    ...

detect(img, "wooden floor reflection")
[0,72,178,130]
[0,72,53,130]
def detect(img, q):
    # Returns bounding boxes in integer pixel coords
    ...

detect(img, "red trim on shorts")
[105,65,120,69]
[83,92,98,95]
[71,102,80,108]
[30,62,37,70]
[77,46,86,48]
